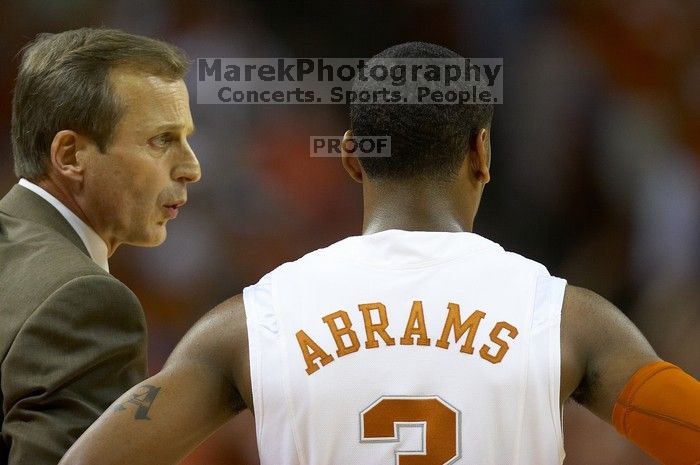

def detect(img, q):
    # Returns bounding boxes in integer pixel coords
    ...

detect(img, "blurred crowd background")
[1,0,698,463]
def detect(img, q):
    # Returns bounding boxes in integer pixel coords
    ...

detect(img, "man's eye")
[152,134,174,147]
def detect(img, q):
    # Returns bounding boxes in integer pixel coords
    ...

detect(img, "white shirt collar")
[18,178,110,272]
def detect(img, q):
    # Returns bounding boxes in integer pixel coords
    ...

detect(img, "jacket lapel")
[0,184,89,256]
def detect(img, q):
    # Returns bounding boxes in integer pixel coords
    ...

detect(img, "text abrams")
[296,301,519,375]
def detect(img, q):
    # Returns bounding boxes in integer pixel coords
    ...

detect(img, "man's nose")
[173,144,201,184]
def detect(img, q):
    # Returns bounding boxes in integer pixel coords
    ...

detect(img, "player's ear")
[341,129,363,184]
[50,130,87,184]
[469,128,490,184]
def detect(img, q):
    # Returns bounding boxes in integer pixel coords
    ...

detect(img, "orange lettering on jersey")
[479,321,519,364]
[322,310,361,357]
[435,304,486,354]
[295,330,334,375]
[399,300,431,346]
[358,303,396,349]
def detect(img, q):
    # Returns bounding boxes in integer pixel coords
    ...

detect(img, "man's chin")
[128,228,167,248]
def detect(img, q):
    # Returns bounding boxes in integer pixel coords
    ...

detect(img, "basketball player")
[60,42,699,465]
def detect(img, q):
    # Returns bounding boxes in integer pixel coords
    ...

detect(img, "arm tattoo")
[113,385,161,420]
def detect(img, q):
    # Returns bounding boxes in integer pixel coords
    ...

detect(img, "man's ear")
[49,130,87,183]
[341,129,363,184]
[469,128,491,184]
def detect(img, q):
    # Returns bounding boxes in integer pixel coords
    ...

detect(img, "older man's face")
[79,67,201,252]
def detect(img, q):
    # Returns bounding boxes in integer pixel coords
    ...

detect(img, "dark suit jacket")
[0,185,147,465]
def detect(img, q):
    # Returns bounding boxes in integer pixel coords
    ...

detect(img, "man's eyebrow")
[152,123,196,136]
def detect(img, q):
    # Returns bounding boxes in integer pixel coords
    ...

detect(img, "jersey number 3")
[360,396,460,465]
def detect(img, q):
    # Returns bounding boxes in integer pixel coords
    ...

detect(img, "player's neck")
[361,182,476,234]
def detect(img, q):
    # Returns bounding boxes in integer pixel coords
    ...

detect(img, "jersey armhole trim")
[243,285,264,448]
[269,275,308,465]
[546,277,567,461]
[514,270,539,464]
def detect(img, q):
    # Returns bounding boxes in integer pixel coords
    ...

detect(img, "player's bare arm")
[561,284,700,463]
[560,285,659,415]
[59,295,250,465]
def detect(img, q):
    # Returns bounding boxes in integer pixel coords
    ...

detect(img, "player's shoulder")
[246,237,351,284]
[476,234,555,279]
[249,232,558,286]
[173,294,245,359]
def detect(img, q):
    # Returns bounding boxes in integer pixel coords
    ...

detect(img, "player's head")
[342,42,494,230]
[348,42,493,181]
[11,28,201,252]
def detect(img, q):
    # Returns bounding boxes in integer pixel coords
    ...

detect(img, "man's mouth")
[163,200,186,219]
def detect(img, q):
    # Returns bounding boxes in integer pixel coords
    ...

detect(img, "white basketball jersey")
[244,230,566,465]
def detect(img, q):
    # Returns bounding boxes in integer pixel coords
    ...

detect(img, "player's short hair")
[350,42,494,181]
[11,27,190,180]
